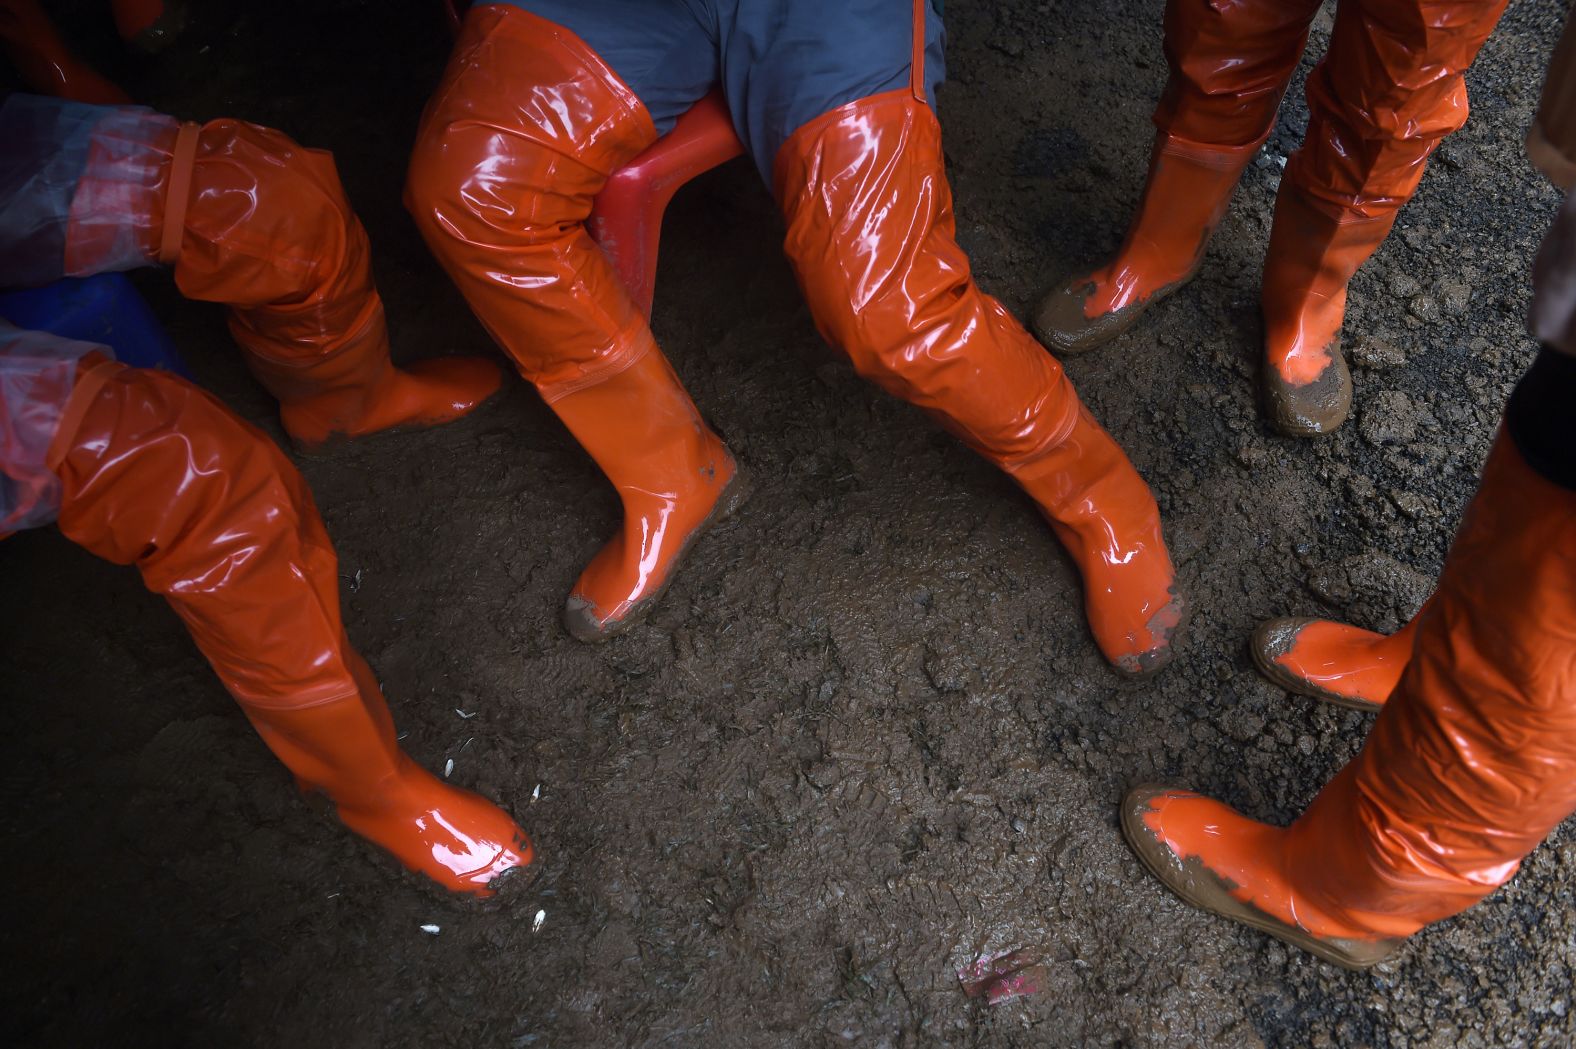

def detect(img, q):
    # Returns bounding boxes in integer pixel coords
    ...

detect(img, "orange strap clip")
[158,122,201,265]
[46,357,127,472]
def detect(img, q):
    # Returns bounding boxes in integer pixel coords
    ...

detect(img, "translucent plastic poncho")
[0,93,176,289]
[0,320,113,531]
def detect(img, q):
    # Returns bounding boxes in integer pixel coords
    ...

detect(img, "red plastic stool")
[441,1,745,317]
[586,89,744,317]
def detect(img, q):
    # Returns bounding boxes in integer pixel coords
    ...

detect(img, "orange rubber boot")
[1259,191,1391,435]
[1008,406,1185,676]
[405,6,746,638]
[777,92,1185,675]
[1121,786,1406,969]
[1033,0,1324,355]
[63,116,502,448]
[175,122,503,448]
[553,347,745,641]
[51,361,531,894]
[237,308,506,453]
[239,653,532,895]
[1124,432,1576,968]
[1033,135,1259,355]
[1262,0,1509,435]
[1250,610,1421,711]
[0,0,132,104]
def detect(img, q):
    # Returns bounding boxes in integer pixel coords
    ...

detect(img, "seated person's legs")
[727,0,1184,674]
[0,93,502,448]
[405,2,744,643]
[0,323,530,894]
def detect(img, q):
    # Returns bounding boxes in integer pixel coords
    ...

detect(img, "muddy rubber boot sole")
[563,463,752,643]
[1119,785,1404,971]
[1249,618,1384,713]
[1108,588,1190,680]
[1032,267,1199,357]
[1261,343,1353,437]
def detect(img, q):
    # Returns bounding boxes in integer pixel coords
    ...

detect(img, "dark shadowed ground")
[1,0,1571,1045]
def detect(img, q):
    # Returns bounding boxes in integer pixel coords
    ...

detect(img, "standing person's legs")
[405,2,744,642]
[1033,0,1323,354]
[727,1,1183,674]
[1261,0,1509,435]
[1123,425,1576,967]
[0,93,503,448]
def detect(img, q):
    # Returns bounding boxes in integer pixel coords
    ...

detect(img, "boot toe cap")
[1033,278,1125,355]
[1263,350,1352,436]
[1249,616,1318,686]
[563,594,621,643]
[1248,617,1386,712]
[1105,589,1187,679]
[457,835,536,895]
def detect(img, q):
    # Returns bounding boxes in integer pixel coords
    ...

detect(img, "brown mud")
[2,1,1572,1045]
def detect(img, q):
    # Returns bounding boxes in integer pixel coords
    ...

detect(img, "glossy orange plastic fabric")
[241,652,532,895]
[62,116,500,446]
[1136,789,1394,944]
[50,362,531,893]
[1053,0,1331,324]
[1048,0,1508,414]
[1033,0,1319,352]
[1139,431,1576,943]
[0,0,132,105]
[1289,0,1509,223]
[1154,0,1509,220]
[1154,0,1322,148]
[554,346,739,639]
[1263,0,1506,403]
[405,3,660,400]
[778,91,1076,469]
[776,91,1182,672]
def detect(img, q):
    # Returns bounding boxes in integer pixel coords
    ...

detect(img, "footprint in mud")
[134,716,239,791]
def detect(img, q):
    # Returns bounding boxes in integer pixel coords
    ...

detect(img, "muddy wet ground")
[2,0,1572,1045]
